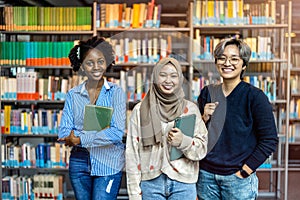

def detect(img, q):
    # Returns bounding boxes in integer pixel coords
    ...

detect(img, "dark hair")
[68,36,115,72]
[214,38,251,78]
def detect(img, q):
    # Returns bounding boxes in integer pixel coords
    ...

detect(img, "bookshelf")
[0,5,95,199]
[290,27,300,174]
[0,0,295,199]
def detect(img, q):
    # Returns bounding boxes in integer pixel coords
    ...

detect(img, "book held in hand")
[83,105,113,131]
[170,114,196,161]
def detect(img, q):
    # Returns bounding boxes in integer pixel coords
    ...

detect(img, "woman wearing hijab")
[126,57,208,200]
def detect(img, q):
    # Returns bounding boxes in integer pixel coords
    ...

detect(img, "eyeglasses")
[216,56,241,65]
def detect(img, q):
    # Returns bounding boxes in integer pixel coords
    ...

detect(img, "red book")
[147,0,155,20]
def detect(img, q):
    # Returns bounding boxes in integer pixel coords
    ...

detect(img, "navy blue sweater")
[197,81,278,175]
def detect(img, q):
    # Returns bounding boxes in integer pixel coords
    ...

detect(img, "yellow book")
[238,0,243,19]
[132,3,140,28]
[105,4,111,28]
[207,0,214,18]
[227,1,233,18]
[4,105,11,134]
[83,105,113,131]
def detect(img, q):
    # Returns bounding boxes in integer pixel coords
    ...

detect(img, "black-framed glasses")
[216,56,241,65]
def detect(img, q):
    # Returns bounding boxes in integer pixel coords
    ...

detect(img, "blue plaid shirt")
[58,79,126,175]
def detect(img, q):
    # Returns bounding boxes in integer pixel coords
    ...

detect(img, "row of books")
[96,0,162,29]
[0,70,87,101]
[121,67,277,103]
[243,75,276,101]
[2,142,70,168]
[191,74,276,102]
[292,52,300,67]
[291,75,300,95]
[2,174,63,200]
[0,6,92,31]
[193,0,276,25]
[2,106,62,135]
[290,98,300,119]
[110,36,176,64]
[289,123,300,143]
[123,70,149,102]
[0,41,74,66]
[191,75,221,102]
[0,35,183,66]
[280,119,300,143]
[0,65,278,106]
[193,33,273,61]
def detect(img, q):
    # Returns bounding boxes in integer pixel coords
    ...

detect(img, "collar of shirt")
[74,78,112,96]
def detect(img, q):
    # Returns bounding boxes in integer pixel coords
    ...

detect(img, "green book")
[83,105,113,131]
[170,114,196,161]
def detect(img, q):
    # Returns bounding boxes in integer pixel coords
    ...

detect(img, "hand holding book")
[57,130,80,147]
[169,114,196,161]
[167,128,183,147]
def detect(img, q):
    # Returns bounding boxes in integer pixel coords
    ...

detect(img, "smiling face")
[157,63,180,95]
[216,44,246,82]
[82,48,107,81]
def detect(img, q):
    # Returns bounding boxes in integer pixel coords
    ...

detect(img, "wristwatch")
[240,169,250,178]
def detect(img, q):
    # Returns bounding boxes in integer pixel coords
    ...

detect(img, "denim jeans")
[140,173,197,200]
[69,147,122,200]
[197,169,258,200]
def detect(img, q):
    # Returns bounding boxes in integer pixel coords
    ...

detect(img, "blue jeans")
[140,173,196,200]
[197,169,258,200]
[69,147,122,200]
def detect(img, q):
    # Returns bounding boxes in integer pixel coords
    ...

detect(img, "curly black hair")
[68,36,115,72]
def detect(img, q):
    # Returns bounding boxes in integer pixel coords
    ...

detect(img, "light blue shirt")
[58,79,126,176]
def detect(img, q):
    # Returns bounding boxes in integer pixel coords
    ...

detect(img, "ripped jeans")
[69,146,122,200]
[197,169,258,200]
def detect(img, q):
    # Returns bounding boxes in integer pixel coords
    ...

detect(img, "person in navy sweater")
[196,38,278,200]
